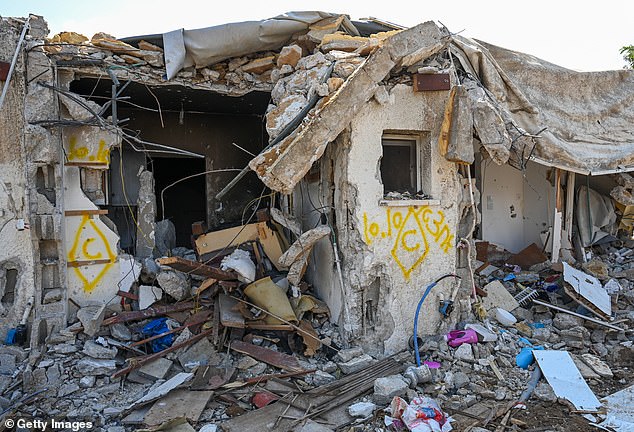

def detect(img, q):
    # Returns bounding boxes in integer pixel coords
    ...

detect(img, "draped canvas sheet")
[163,11,355,80]
[452,36,634,174]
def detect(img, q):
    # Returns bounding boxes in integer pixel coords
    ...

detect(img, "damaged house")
[1,10,634,431]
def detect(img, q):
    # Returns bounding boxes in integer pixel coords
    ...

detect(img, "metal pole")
[0,16,31,112]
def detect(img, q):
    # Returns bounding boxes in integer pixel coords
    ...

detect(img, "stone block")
[75,358,117,376]
[83,341,118,359]
[373,374,408,405]
[337,353,374,374]
[277,45,302,68]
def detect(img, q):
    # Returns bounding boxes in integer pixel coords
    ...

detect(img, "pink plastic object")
[445,329,478,348]
[423,361,441,369]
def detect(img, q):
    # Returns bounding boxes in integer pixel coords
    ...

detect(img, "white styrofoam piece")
[563,262,611,316]
[533,350,602,412]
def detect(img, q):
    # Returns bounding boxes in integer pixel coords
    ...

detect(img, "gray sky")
[3,0,632,71]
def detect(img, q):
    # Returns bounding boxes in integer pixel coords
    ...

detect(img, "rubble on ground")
[1,212,632,431]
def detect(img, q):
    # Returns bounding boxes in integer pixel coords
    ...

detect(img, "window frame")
[381,133,422,194]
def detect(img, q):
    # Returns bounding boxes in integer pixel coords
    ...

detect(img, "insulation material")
[575,186,617,247]
[451,36,634,174]
[163,12,356,79]
[220,249,255,283]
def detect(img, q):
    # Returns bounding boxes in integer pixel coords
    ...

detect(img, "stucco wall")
[481,160,553,252]
[329,84,463,354]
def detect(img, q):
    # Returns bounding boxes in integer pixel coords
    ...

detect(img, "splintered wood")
[157,256,236,280]
[230,340,304,373]
[221,355,406,432]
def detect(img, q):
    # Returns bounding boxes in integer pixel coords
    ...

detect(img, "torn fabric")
[451,37,634,174]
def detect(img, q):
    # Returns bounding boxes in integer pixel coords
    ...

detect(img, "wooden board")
[194,222,286,270]
[230,340,303,373]
[218,294,245,328]
[144,389,213,426]
[507,243,548,270]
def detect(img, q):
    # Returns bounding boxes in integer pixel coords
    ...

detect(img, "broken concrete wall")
[324,84,463,354]
[0,16,70,344]
[119,108,266,229]
[294,145,341,320]
[63,166,121,307]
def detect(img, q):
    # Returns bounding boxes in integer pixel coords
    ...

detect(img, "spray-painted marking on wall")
[67,214,116,292]
[363,206,454,279]
[67,136,110,163]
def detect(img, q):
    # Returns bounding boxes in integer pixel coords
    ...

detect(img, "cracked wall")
[328,84,463,354]
[0,16,67,344]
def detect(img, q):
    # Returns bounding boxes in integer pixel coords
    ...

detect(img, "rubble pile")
[1,12,633,432]
[0,218,630,431]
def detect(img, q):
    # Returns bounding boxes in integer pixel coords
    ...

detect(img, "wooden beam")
[64,209,109,216]
[64,161,109,167]
[157,256,236,280]
[112,328,214,379]
[67,259,113,267]
[551,169,563,263]
[102,301,201,325]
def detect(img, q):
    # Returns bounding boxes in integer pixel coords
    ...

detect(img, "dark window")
[381,137,418,193]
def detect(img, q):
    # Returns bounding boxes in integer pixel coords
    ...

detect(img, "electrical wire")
[159,169,242,221]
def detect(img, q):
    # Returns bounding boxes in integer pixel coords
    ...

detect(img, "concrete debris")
[338,353,375,374]
[82,340,118,359]
[2,11,634,432]
[156,269,189,301]
[277,44,303,68]
[75,358,117,376]
[373,374,409,405]
[110,322,132,341]
[348,401,376,417]
[77,304,106,337]
[139,284,164,310]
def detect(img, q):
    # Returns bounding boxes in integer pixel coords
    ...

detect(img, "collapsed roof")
[46,12,634,194]
[157,12,634,191]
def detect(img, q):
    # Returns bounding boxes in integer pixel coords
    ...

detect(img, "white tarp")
[452,36,634,174]
[163,11,355,79]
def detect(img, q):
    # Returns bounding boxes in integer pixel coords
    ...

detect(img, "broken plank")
[144,389,213,426]
[562,262,611,319]
[221,355,405,432]
[194,278,217,296]
[126,372,194,411]
[194,222,286,270]
[218,293,245,328]
[157,256,236,280]
[230,340,304,373]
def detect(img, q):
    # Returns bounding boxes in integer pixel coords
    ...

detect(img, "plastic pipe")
[413,274,461,366]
